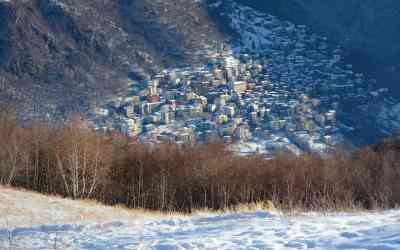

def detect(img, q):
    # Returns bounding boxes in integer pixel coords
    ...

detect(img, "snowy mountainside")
[210,0,400,144]
[233,0,400,99]
[1,187,400,250]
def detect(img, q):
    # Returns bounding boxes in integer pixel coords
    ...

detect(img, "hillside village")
[1,0,397,153]
[86,2,392,156]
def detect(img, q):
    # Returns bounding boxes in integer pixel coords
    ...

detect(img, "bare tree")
[54,116,104,199]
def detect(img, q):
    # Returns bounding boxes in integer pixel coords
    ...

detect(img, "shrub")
[0,109,399,212]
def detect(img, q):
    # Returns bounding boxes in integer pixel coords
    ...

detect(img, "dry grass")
[0,186,189,229]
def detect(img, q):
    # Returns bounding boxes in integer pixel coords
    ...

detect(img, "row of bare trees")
[0,107,399,212]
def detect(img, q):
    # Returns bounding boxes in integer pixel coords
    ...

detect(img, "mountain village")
[88,2,390,156]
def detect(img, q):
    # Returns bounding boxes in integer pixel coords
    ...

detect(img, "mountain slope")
[205,0,400,144]
[0,0,224,119]
[1,0,399,145]
[234,0,400,98]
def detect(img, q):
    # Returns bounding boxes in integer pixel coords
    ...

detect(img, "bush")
[0,110,399,212]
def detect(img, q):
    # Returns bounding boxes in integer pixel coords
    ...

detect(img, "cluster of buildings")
[88,2,390,156]
[89,50,348,155]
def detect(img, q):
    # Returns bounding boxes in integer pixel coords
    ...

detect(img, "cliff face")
[0,0,223,118]
[235,0,400,96]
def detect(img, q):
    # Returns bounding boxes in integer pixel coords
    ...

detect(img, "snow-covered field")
[1,188,400,250]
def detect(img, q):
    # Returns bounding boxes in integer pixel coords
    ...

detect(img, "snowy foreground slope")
[1,188,400,250]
